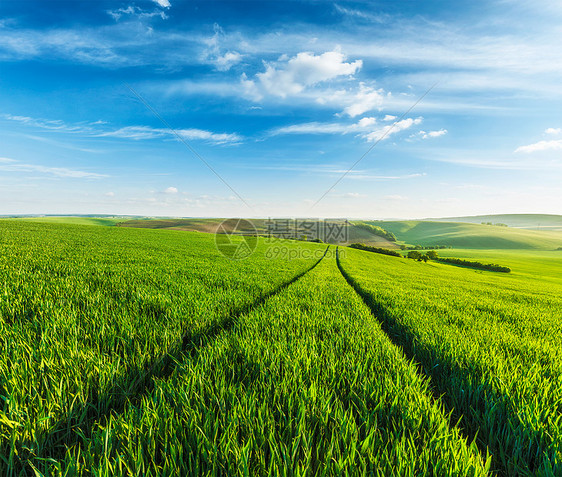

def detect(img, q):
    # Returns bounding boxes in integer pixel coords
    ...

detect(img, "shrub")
[438,257,511,273]
[353,223,397,242]
[426,250,439,260]
[349,243,401,257]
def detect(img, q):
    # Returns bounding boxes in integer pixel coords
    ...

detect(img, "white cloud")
[364,117,422,142]
[214,51,243,71]
[334,4,386,23]
[177,128,242,144]
[2,114,242,145]
[383,115,396,122]
[421,129,447,139]
[99,125,242,144]
[345,172,425,181]
[270,115,422,143]
[545,128,561,135]
[357,117,376,127]
[98,126,163,140]
[271,121,351,135]
[2,114,92,132]
[0,157,106,178]
[105,191,115,197]
[515,139,562,154]
[201,24,243,71]
[165,186,178,194]
[245,51,362,99]
[107,5,168,21]
[342,83,384,117]
[329,191,367,198]
[153,0,171,7]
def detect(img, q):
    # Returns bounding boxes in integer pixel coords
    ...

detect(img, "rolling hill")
[6,215,562,250]
[427,214,562,230]
[371,220,562,250]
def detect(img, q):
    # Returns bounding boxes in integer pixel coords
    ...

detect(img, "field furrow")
[0,222,325,473]
[338,246,562,475]
[48,254,488,476]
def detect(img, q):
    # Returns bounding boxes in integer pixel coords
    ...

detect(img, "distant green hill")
[119,218,398,248]
[427,214,562,230]
[371,220,562,250]
[6,216,124,226]
[8,215,561,250]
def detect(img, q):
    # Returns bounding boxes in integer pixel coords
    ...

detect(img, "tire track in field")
[18,246,330,471]
[335,247,490,467]
[337,246,562,475]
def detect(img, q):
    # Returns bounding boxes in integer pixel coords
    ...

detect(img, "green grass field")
[1,219,561,475]
[372,220,562,250]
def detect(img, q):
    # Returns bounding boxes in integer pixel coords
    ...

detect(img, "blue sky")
[1,0,561,218]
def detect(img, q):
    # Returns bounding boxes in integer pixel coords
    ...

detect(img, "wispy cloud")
[328,191,368,199]
[97,125,242,144]
[250,162,426,181]
[107,6,168,21]
[421,149,562,170]
[345,172,426,181]
[270,115,422,142]
[0,157,107,178]
[333,4,387,23]
[2,114,242,145]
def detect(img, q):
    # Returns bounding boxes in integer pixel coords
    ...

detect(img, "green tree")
[426,250,438,260]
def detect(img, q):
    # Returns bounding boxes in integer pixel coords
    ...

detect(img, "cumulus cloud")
[153,0,171,7]
[244,50,362,99]
[165,186,178,194]
[214,51,243,71]
[515,139,562,153]
[357,117,376,127]
[420,129,447,139]
[314,82,386,117]
[342,83,384,117]
[201,24,243,71]
[545,127,561,135]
